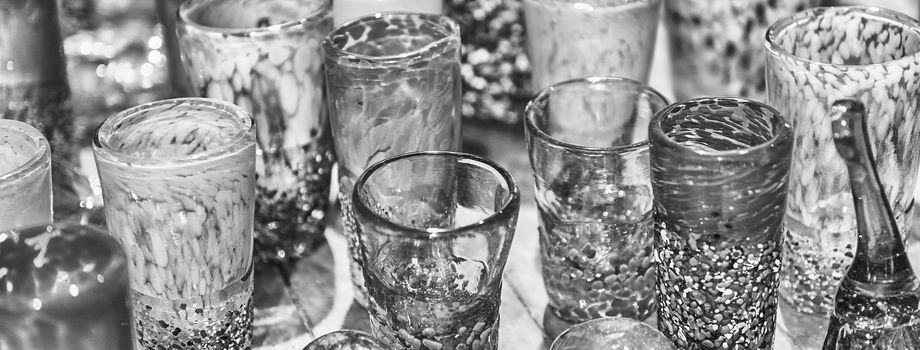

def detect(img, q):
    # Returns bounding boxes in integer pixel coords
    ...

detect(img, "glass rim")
[323,12,460,65]
[177,0,331,37]
[765,6,920,68]
[352,151,520,239]
[524,76,669,155]
[92,97,254,169]
[649,97,792,158]
[0,119,50,188]
[550,317,665,349]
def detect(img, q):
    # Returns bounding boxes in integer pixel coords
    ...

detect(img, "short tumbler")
[94,98,257,349]
[650,98,793,349]
[353,152,519,350]
[524,77,670,335]
[549,317,675,350]
[0,119,52,232]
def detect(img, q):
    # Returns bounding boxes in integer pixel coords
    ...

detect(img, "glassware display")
[93,98,257,350]
[649,97,793,349]
[333,0,443,26]
[524,77,670,337]
[0,120,52,232]
[178,0,335,262]
[765,6,920,318]
[523,0,661,92]
[352,151,519,350]
[822,99,920,349]
[303,330,395,350]
[323,12,462,306]
[0,224,132,350]
[549,317,676,350]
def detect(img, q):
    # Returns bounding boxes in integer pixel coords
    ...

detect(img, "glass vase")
[0,119,52,232]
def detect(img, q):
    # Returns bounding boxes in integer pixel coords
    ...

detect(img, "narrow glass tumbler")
[549,317,675,350]
[324,13,462,306]
[352,152,519,350]
[523,0,661,91]
[650,98,793,349]
[0,119,52,232]
[177,0,335,262]
[664,0,818,101]
[766,6,920,317]
[93,98,257,350]
[524,77,670,337]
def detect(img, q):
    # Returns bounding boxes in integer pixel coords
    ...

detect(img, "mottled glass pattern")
[650,98,793,349]
[303,330,395,350]
[178,0,334,263]
[0,120,51,232]
[549,317,675,350]
[765,7,920,317]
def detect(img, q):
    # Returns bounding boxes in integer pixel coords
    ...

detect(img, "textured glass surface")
[524,77,669,337]
[766,7,920,317]
[333,0,442,26]
[353,152,519,350]
[550,317,675,350]
[0,120,52,232]
[523,0,661,92]
[324,13,462,306]
[178,0,334,263]
[303,330,394,350]
[93,98,257,350]
[650,98,793,349]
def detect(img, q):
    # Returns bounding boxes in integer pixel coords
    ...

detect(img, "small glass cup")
[302,330,394,350]
[524,77,670,337]
[550,317,676,350]
[650,97,793,349]
[523,0,662,91]
[353,151,519,350]
[178,0,335,262]
[93,97,257,349]
[0,119,52,232]
[324,12,463,306]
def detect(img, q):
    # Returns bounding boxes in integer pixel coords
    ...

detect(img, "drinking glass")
[333,0,443,26]
[524,77,670,337]
[650,97,793,349]
[549,317,675,350]
[523,0,661,91]
[324,12,462,306]
[352,151,519,350]
[664,0,818,101]
[178,0,335,262]
[302,330,394,350]
[766,6,920,317]
[93,98,257,349]
[0,119,52,232]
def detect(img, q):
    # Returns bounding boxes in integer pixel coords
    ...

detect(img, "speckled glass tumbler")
[664,0,818,101]
[549,317,676,350]
[524,77,670,338]
[353,151,519,350]
[650,98,793,349]
[177,0,334,263]
[523,0,661,91]
[94,98,256,350]
[0,119,52,232]
[324,12,462,307]
[765,6,920,317]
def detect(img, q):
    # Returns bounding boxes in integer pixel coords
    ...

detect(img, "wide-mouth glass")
[323,12,460,65]
[178,0,330,36]
[550,317,674,350]
[0,120,50,190]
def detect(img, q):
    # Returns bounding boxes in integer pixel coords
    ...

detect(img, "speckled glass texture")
[302,330,394,350]
[93,98,256,350]
[524,77,669,329]
[765,6,920,317]
[649,98,793,349]
[177,0,334,263]
[549,317,676,350]
[352,152,519,350]
[0,119,51,232]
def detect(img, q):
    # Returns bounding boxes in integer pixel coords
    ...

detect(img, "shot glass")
[650,98,793,349]
[523,0,661,91]
[178,0,335,262]
[549,317,676,350]
[352,152,519,350]
[324,13,462,306]
[0,119,52,232]
[333,0,443,26]
[94,98,257,349]
[524,77,670,337]
[664,0,819,101]
[302,330,394,350]
[766,6,920,317]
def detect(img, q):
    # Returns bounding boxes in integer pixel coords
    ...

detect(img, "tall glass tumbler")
[664,0,818,101]
[94,98,257,350]
[353,152,519,350]
[523,0,661,91]
[0,119,52,232]
[766,6,920,317]
[177,0,335,262]
[650,98,793,349]
[524,77,670,337]
[324,13,462,306]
